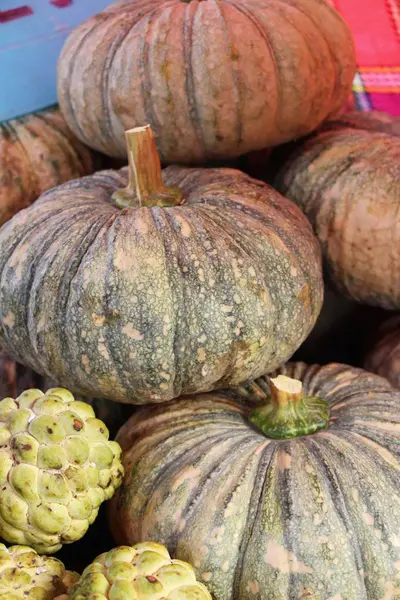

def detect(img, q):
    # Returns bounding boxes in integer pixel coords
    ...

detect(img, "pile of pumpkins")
[1,0,400,598]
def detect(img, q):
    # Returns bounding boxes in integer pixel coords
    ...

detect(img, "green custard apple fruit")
[57,542,212,600]
[0,543,79,599]
[0,387,124,554]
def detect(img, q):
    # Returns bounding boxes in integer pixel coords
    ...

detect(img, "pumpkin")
[0,350,41,398]
[272,113,400,309]
[0,125,323,404]
[0,107,96,227]
[110,362,400,600]
[56,0,355,164]
[365,315,400,390]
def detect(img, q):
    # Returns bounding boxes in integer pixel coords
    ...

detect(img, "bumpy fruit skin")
[60,542,212,600]
[0,387,124,554]
[0,543,78,599]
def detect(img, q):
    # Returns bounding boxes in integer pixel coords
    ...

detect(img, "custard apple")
[0,543,79,599]
[0,387,124,554]
[57,542,212,600]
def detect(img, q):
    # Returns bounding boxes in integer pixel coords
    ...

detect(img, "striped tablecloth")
[332,0,400,115]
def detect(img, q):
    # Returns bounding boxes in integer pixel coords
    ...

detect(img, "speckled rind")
[0,387,124,554]
[273,113,400,309]
[0,107,95,227]
[65,541,211,600]
[111,362,400,600]
[0,166,323,404]
[0,543,78,599]
[365,315,400,390]
[57,0,355,164]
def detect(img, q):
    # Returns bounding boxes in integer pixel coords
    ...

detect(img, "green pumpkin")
[0,126,322,403]
[110,362,400,600]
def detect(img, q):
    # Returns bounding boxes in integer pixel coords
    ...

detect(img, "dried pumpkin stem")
[249,374,329,439]
[112,125,184,209]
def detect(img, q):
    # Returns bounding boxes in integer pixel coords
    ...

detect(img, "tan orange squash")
[57,0,355,164]
[111,362,400,600]
[0,126,322,404]
[0,107,95,227]
[272,111,400,309]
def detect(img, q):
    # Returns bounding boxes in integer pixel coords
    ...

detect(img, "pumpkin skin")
[110,362,400,600]
[0,107,95,226]
[365,315,400,390]
[272,116,400,309]
[0,164,322,403]
[57,0,355,164]
[323,110,400,137]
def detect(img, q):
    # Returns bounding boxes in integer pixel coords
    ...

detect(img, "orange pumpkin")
[57,0,355,164]
[272,112,400,308]
[0,107,95,226]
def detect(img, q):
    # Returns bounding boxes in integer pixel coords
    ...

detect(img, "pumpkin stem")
[249,374,329,439]
[111,125,184,209]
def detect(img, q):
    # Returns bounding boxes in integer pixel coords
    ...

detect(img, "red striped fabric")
[331,0,400,115]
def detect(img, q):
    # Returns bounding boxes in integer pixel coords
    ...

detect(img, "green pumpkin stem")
[112,125,184,209]
[249,374,329,439]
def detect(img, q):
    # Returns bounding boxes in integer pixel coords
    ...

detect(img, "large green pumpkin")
[57,0,355,164]
[0,126,322,404]
[110,362,400,599]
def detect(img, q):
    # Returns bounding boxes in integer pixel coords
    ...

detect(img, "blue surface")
[0,0,111,121]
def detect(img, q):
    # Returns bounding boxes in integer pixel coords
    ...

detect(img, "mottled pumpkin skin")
[57,0,355,164]
[365,315,400,390]
[110,362,400,600]
[0,107,95,226]
[273,119,400,309]
[0,350,41,398]
[0,166,322,404]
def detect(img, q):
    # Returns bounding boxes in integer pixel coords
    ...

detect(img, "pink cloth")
[331,0,400,115]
